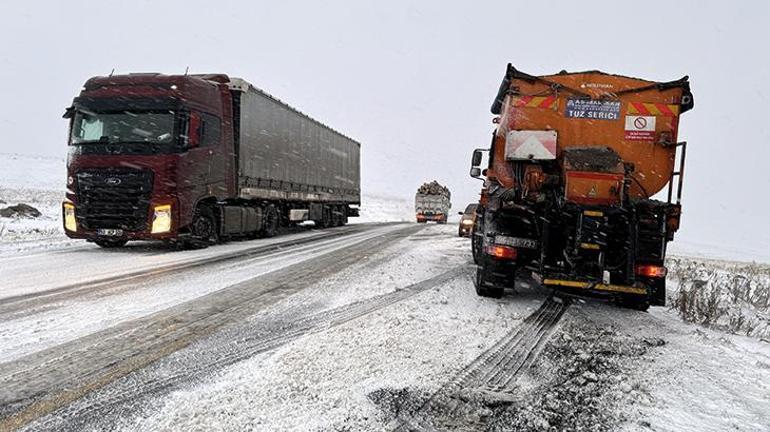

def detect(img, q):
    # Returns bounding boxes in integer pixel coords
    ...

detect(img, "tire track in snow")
[26,266,471,432]
[0,224,422,432]
[393,296,569,431]
[0,224,379,319]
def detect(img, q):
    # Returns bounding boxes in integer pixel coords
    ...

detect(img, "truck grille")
[76,169,154,231]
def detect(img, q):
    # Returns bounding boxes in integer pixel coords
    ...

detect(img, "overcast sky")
[0,1,768,260]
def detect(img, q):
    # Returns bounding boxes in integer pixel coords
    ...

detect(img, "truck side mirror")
[470,167,481,178]
[187,112,201,148]
[471,150,483,167]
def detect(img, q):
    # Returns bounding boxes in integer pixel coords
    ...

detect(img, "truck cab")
[63,74,235,247]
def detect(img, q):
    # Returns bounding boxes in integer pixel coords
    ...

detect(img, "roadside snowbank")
[666,256,770,339]
[0,153,67,248]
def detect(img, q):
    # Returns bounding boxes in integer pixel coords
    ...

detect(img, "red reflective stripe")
[516,96,533,106]
[538,96,555,108]
[657,104,675,116]
[632,102,650,115]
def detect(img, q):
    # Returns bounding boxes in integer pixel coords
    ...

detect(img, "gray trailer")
[228,78,361,227]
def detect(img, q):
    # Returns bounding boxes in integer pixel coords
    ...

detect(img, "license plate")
[97,228,124,237]
[495,235,538,249]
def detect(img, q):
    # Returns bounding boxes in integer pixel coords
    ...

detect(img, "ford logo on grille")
[105,177,122,186]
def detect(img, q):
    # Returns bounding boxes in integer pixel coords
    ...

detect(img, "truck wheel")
[319,207,332,229]
[94,239,128,248]
[261,205,279,237]
[332,206,343,227]
[471,232,483,265]
[474,263,504,298]
[188,205,219,248]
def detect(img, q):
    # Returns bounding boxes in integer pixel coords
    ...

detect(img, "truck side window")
[200,113,221,147]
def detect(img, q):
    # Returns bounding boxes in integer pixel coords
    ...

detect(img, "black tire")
[471,232,483,265]
[261,205,279,237]
[319,207,332,229]
[94,239,128,248]
[187,205,219,248]
[471,216,484,265]
[471,223,484,265]
[474,264,504,298]
[333,206,344,227]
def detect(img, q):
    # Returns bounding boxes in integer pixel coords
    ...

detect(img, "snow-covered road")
[0,224,768,432]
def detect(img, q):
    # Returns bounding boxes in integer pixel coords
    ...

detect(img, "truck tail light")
[151,204,172,234]
[636,264,667,278]
[486,245,517,260]
[63,202,77,232]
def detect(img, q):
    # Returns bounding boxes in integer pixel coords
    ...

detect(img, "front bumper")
[62,199,180,241]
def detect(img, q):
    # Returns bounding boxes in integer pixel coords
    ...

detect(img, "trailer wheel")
[261,205,279,237]
[188,205,219,248]
[319,207,332,229]
[332,206,343,227]
[474,263,504,298]
[94,239,128,248]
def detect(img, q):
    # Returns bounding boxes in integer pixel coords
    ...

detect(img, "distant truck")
[62,73,361,248]
[470,64,694,310]
[415,181,451,223]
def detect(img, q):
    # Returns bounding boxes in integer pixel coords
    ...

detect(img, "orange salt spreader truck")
[469,64,693,310]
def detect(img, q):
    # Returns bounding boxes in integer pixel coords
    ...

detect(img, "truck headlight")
[461,219,474,225]
[63,203,77,232]
[151,204,172,234]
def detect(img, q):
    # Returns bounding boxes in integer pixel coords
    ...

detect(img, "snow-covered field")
[0,153,69,250]
[1,152,769,431]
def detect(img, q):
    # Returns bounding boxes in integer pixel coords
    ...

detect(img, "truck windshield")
[70,110,175,145]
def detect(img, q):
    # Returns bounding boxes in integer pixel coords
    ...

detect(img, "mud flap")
[648,277,666,306]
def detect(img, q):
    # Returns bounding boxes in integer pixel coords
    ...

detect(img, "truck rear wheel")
[332,206,344,227]
[261,205,279,237]
[319,207,332,228]
[474,262,504,298]
[471,233,483,265]
[94,239,128,248]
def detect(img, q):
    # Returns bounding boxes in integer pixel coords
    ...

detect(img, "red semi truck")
[62,73,361,248]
